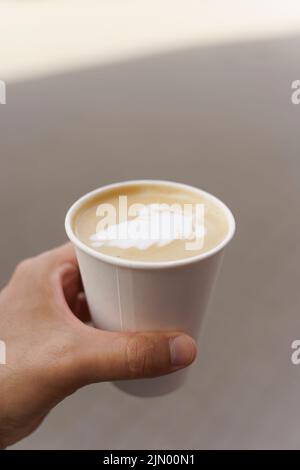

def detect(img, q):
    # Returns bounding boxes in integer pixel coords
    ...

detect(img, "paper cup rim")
[65,180,236,270]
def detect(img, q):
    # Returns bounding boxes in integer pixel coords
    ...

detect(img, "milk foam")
[90,203,205,251]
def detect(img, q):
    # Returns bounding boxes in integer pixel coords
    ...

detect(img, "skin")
[0,244,197,448]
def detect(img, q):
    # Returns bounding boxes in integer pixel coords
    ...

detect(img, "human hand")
[0,244,197,448]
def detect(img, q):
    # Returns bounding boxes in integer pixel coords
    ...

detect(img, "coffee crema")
[73,183,229,262]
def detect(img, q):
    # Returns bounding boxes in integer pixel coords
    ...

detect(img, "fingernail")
[169,335,196,367]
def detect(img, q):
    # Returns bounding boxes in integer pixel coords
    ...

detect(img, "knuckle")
[14,257,34,277]
[125,334,155,378]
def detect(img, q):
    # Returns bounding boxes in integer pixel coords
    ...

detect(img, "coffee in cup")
[65,180,235,396]
[73,183,229,263]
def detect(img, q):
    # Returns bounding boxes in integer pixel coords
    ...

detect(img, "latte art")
[73,183,229,262]
[90,203,206,251]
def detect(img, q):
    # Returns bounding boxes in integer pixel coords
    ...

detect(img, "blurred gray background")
[1,34,300,449]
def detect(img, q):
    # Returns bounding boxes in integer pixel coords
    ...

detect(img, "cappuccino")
[73,182,229,262]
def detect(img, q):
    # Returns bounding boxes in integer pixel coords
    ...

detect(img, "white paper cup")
[65,180,235,397]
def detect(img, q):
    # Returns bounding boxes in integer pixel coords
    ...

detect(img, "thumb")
[77,328,197,384]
